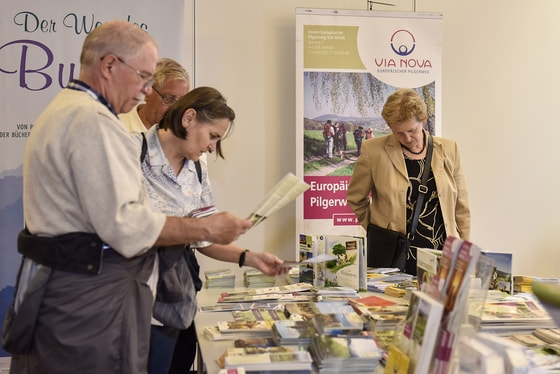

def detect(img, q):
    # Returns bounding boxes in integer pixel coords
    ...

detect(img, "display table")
[194,287,393,374]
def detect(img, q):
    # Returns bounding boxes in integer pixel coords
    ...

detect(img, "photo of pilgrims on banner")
[295,9,442,242]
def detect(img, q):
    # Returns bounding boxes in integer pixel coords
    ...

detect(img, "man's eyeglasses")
[116,56,154,90]
[152,87,178,106]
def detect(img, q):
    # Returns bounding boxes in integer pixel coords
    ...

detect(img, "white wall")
[192,0,560,278]
[441,1,560,277]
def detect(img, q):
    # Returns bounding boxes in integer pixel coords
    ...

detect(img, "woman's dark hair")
[159,86,235,158]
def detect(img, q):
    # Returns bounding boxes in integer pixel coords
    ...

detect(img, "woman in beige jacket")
[346,88,470,274]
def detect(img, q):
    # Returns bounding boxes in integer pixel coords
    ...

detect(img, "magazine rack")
[387,237,494,374]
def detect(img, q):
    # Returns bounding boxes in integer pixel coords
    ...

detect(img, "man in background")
[120,57,190,132]
[120,58,197,374]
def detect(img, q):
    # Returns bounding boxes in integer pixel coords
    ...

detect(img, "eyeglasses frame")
[151,86,178,106]
[115,56,154,90]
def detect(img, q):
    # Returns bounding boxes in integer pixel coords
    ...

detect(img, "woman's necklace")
[402,134,426,155]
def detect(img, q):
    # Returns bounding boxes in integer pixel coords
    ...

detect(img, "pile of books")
[455,332,531,373]
[284,300,355,321]
[533,327,560,345]
[231,307,288,323]
[468,296,556,334]
[219,346,313,373]
[205,268,236,288]
[243,268,276,288]
[204,320,275,341]
[271,319,318,346]
[311,311,364,336]
[514,275,560,294]
[366,269,415,294]
[312,286,360,301]
[217,283,314,303]
[308,334,381,373]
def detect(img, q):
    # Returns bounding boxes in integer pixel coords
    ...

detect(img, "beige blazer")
[346,131,470,240]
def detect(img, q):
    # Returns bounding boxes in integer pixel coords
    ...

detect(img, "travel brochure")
[188,172,310,230]
[247,172,310,227]
[298,233,366,291]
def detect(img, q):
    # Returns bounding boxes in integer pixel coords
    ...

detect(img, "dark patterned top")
[403,154,446,274]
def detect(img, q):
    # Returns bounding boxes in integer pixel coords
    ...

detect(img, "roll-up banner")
[0,0,189,356]
[295,8,442,251]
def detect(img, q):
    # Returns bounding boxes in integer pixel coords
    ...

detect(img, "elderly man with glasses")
[5,20,252,374]
[120,57,190,133]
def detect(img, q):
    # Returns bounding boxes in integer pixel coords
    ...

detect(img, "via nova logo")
[390,29,415,56]
[374,28,432,70]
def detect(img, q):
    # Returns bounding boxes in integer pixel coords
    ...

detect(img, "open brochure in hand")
[186,173,309,229]
[247,173,310,227]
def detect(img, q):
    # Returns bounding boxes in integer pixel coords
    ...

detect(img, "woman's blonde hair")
[381,88,428,125]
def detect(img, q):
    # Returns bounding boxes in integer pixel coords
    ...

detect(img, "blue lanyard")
[66,80,118,118]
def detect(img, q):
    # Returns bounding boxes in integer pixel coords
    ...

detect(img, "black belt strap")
[17,228,105,274]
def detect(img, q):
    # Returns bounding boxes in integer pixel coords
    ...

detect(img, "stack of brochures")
[205,268,236,288]
[308,334,381,373]
[312,286,360,301]
[243,268,276,288]
[468,295,556,334]
[311,311,364,336]
[366,269,414,293]
[271,319,317,346]
[222,348,313,373]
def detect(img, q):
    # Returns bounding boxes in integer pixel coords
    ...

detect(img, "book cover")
[204,325,273,341]
[217,320,275,335]
[219,283,312,298]
[457,336,505,374]
[384,343,410,374]
[284,302,321,320]
[234,338,278,348]
[298,234,323,287]
[482,251,513,294]
[231,308,287,322]
[218,346,301,368]
[283,301,354,321]
[443,240,480,313]
[368,312,407,331]
[348,294,396,307]
[426,236,463,300]
[224,350,313,372]
[350,302,409,319]
[271,319,318,346]
[433,240,482,374]
[199,303,246,312]
[470,299,552,325]
[309,335,381,372]
[399,290,444,374]
[298,234,366,290]
[416,248,441,292]
[311,311,364,335]
[217,293,313,303]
